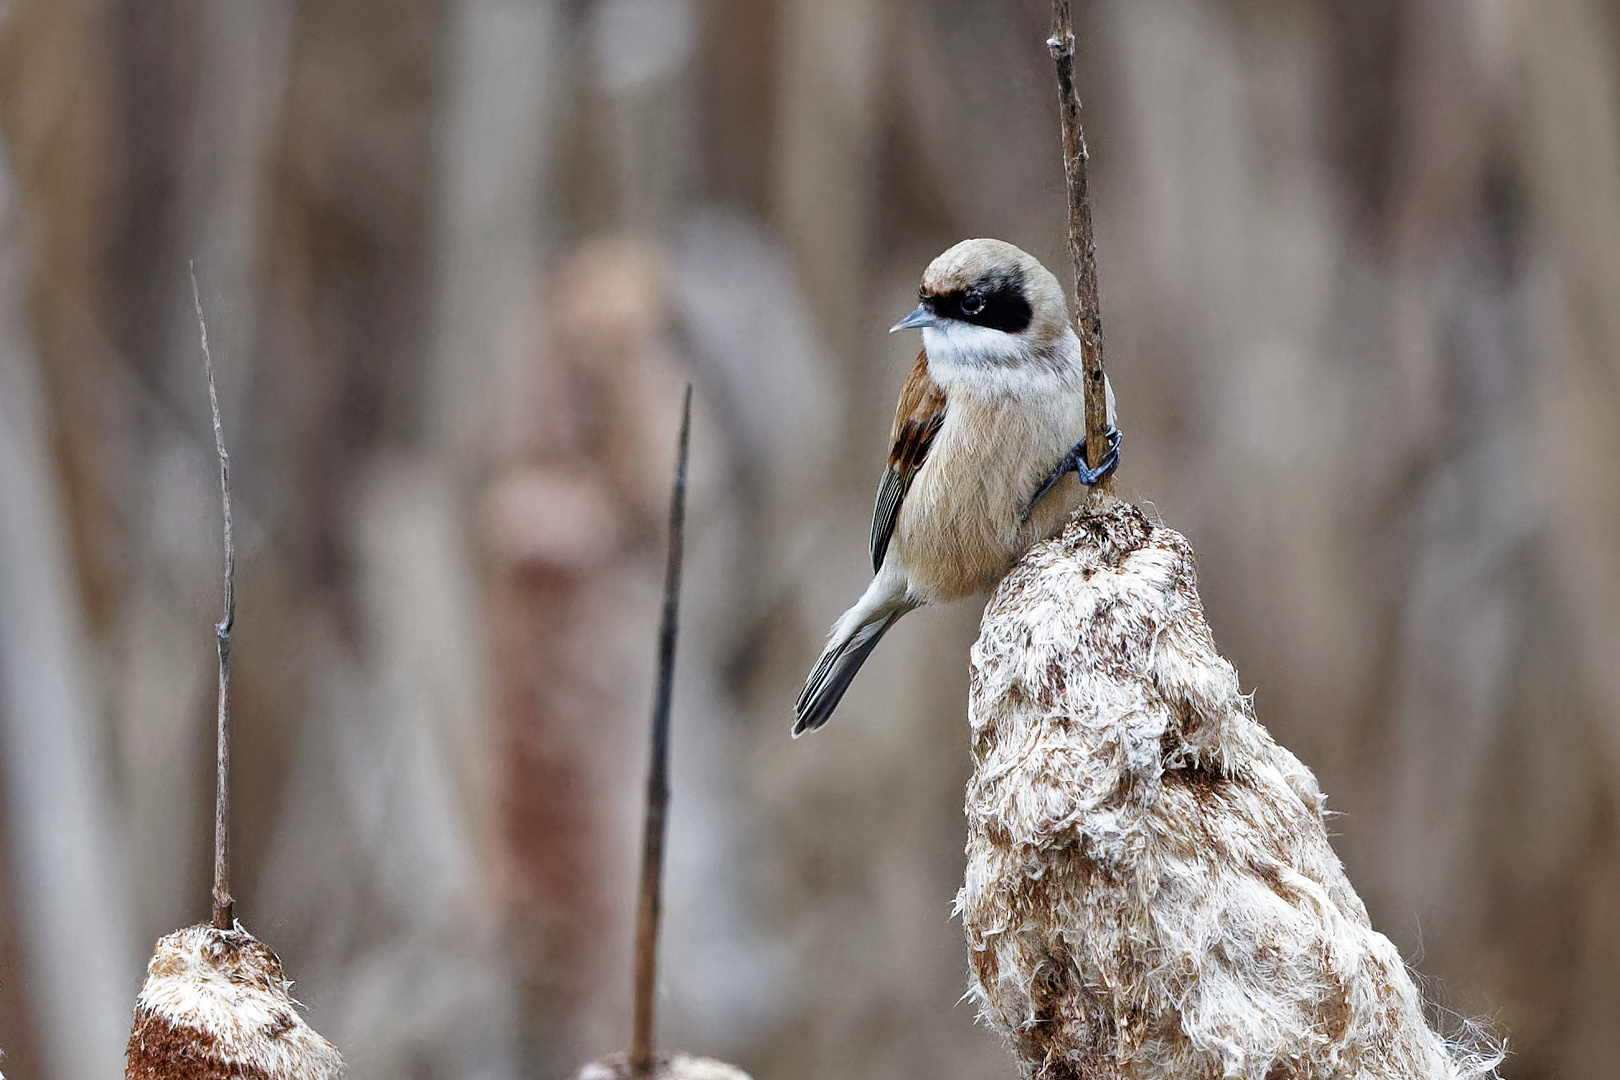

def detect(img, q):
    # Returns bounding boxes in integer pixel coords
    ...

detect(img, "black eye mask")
[922,269,1033,334]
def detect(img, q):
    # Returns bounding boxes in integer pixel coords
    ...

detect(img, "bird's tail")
[793,610,903,737]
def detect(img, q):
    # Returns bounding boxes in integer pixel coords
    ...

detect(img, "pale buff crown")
[919,238,1072,348]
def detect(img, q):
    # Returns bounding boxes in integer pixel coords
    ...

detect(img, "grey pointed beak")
[890,304,938,332]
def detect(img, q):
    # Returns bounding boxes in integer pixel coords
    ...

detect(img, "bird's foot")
[1020,426,1121,524]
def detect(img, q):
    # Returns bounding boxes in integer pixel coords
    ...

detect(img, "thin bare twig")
[630,384,693,1079]
[192,264,235,931]
[1048,1,1113,493]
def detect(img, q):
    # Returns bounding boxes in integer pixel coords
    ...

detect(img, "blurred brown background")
[1,0,1618,1077]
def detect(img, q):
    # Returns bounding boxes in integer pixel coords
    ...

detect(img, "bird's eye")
[962,290,985,315]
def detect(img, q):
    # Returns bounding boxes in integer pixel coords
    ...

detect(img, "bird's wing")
[870,352,947,573]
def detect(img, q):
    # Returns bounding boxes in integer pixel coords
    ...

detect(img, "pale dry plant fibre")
[126,924,345,1080]
[960,499,1501,1080]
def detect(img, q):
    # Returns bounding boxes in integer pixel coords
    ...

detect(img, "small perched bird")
[794,238,1118,736]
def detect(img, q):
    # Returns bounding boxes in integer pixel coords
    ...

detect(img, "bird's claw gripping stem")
[1021,425,1121,524]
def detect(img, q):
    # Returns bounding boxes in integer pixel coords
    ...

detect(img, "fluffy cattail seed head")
[960,499,1500,1080]
[126,924,345,1080]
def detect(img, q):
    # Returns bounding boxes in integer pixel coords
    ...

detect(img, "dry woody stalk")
[959,500,1499,1080]
[632,384,691,1077]
[1048,0,1112,496]
[193,266,236,930]
[575,388,753,1080]
[126,275,346,1080]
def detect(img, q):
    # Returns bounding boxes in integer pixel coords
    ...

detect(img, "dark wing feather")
[870,353,947,572]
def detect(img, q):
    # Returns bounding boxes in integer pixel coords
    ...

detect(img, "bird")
[793,238,1118,736]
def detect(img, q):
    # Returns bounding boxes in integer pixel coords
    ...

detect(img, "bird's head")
[891,239,1073,379]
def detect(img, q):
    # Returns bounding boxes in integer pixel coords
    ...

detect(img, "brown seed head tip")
[574,1052,753,1080]
[126,924,345,1080]
[962,500,1502,1079]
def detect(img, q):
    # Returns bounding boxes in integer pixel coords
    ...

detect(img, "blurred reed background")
[1,0,1619,1078]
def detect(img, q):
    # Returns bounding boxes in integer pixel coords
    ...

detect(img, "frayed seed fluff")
[959,499,1502,1080]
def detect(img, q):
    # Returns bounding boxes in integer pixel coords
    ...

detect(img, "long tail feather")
[793,611,901,736]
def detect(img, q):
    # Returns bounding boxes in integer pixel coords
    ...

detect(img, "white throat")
[921,321,1081,399]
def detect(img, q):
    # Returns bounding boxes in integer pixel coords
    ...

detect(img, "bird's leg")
[1074,425,1122,486]
[1020,426,1121,523]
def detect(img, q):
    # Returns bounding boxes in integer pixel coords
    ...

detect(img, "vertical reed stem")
[1048,1,1113,493]
[192,265,235,931]
[630,384,692,1078]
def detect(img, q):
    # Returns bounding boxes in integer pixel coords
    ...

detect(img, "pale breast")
[893,390,1086,602]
